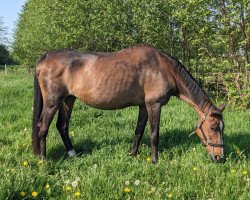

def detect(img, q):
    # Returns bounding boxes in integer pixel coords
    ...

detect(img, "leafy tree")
[0,17,7,45]
[0,44,10,64]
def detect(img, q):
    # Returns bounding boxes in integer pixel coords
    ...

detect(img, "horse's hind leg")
[56,96,76,157]
[131,106,148,156]
[38,101,58,159]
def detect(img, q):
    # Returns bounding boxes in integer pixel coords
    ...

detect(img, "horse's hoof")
[68,149,77,157]
[129,149,138,156]
[151,157,158,164]
[39,155,46,161]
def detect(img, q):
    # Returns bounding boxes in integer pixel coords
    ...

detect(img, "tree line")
[12,0,250,107]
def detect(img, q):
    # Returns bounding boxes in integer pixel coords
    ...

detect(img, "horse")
[32,44,226,163]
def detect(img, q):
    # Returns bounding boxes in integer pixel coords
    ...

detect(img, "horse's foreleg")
[146,102,161,163]
[38,103,58,159]
[131,106,148,156]
[56,96,76,157]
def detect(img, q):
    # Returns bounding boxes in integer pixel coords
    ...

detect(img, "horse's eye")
[210,125,219,132]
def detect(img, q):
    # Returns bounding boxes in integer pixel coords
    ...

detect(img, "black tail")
[32,73,43,154]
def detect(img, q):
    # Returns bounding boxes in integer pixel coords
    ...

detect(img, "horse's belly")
[78,85,145,110]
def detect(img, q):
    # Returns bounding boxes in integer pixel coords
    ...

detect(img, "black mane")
[170,56,212,111]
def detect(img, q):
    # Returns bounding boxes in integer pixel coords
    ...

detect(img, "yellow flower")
[146,157,151,161]
[167,193,173,198]
[70,131,75,137]
[23,161,28,166]
[242,170,248,175]
[124,187,131,193]
[193,167,198,171]
[38,160,44,165]
[66,186,72,191]
[45,183,50,189]
[31,191,38,198]
[230,169,236,174]
[20,191,26,196]
[147,187,156,194]
[75,192,81,197]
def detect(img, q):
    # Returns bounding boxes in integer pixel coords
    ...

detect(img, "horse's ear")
[218,103,226,112]
[210,110,222,118]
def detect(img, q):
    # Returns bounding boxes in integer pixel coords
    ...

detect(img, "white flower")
[65,179,70,185]
[75,177,80,182]
[125,180,130,185]
[134,180,140,186]
[72,180,78,188]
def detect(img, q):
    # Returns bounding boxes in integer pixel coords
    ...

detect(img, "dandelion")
[31,191,38,198]
[230,169,236,174]
[20,191,26,196]
[38,160,44,165]
[242,170,248,175]
[134,180,140,186]
[125,180,130,185]
[23,161,28,166]
[66,186,72,191]
[192,167,198,171]
[167,193,173,198]
[124,187,131,193]
[70,131,75,137]
[72,180,78,188]
[45,183,50,189]
[75,192,81,197]
[146,157,151,161]
[147,187,156,194]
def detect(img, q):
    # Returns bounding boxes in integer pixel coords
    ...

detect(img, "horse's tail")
[32,72,43,154]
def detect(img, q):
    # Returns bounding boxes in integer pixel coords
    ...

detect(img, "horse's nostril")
[214,155,220,160]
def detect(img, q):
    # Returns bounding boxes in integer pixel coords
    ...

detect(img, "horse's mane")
[169,55,212,110]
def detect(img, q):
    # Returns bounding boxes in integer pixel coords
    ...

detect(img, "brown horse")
[32,44,226,163]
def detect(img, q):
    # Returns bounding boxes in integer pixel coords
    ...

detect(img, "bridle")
[189,106,224,148]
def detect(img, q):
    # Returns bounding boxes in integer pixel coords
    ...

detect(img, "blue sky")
[0,0,27,43]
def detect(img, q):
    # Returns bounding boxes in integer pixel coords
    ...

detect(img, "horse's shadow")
[47,129,250,161]
[47,128,200,161]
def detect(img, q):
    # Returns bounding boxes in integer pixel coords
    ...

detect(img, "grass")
[0,67,249,200]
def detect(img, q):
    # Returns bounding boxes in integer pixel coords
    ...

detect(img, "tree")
[0,17,7,45]
[0,44,10,64]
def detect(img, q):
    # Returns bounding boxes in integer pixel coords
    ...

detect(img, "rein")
[189,107,224,148]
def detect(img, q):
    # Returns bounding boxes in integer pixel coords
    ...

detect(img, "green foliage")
[0,68,250,199]
[0,44,11,65]
[0,17,8,45]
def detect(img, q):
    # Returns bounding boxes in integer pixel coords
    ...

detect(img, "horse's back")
[36,45,173,109]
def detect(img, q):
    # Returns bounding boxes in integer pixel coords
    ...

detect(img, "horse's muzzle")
[209,153,225,163]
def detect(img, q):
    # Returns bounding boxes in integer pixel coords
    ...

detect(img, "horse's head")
[196,103,226,163]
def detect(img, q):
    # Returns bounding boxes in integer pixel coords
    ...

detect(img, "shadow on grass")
[47,129,201,161]
[47,128,250,162]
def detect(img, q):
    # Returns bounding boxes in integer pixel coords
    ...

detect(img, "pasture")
[0,67,249,199]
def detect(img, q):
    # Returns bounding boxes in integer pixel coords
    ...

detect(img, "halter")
[190,107,224,148]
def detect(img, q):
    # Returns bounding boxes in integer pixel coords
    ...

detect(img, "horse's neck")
[176,79,213,116]
[178,93,212,116]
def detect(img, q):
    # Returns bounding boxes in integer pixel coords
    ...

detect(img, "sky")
[0,0,27,44]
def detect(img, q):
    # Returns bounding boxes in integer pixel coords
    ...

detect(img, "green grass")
[0,68,249,200]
